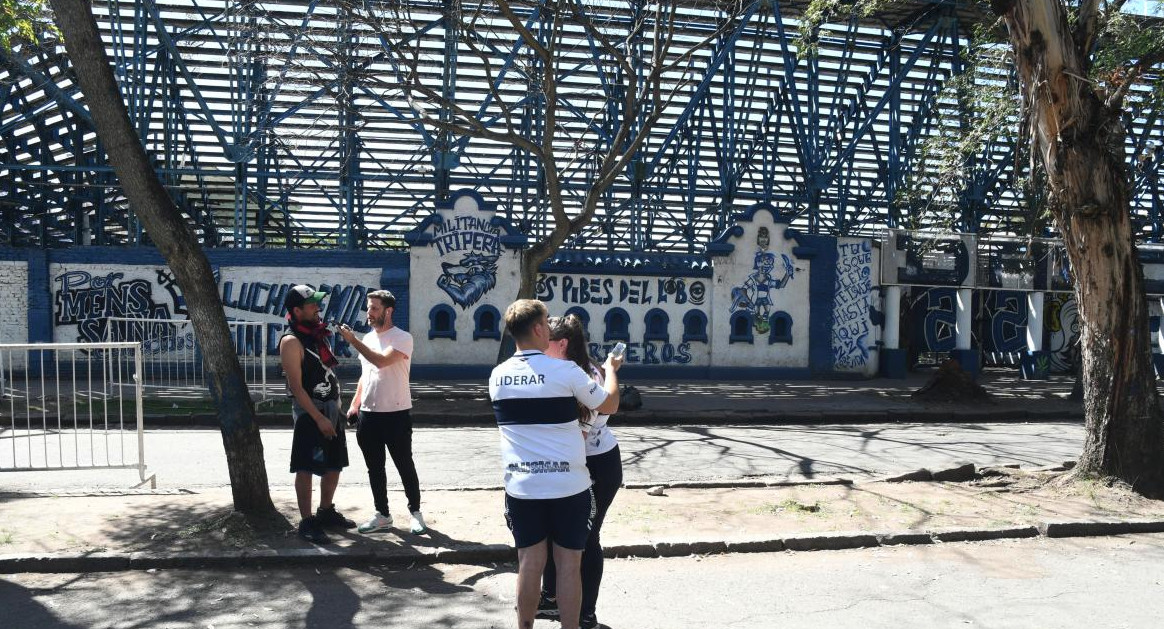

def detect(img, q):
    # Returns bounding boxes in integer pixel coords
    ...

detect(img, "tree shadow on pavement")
[619,426,872,482]
[619,423,1080,484]
[300,568,361,629]
[325,520,493,562]
[95,499,300,553]
[0,578,85,629]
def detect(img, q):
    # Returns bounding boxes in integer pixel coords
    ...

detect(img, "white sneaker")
[409,511,428,535]
[357,512,393,533]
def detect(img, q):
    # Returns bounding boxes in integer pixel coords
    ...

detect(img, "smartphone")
[610,341,627,360]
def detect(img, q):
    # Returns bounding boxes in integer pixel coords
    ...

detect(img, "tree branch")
[497,0,551,62]
[1074,0,1102,57]
[1108,49,1164,110]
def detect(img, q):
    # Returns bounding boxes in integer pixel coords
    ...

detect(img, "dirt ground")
[3,469,1163,557]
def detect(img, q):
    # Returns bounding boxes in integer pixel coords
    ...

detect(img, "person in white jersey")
[489,299,622,629]
[537,314,623,629]
[338,289,427,535]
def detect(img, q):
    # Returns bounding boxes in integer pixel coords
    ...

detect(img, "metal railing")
[0,342,154,488]
[103,317,275,403]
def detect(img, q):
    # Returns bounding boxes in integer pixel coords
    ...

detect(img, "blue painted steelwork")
[1,0,1161,250]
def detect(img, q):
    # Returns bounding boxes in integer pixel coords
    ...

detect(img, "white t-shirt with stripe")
[489,350,608,499]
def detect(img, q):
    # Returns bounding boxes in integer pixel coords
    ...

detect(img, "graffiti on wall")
[907,288,1077,374]
[218,280,370,328]
[53,267,375,358]
[832,241,873,368]
[536,272,707,366]
[1046,293,1080,372]
[54,270,181,348]
[914,288,957,352]
[729,227,795,334]
[587,340,693,365]
[433,216,500,309]
[979,291,1027,365]
[537,275,707,306]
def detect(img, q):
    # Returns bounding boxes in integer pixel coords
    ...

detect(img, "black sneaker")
[580,613,606,629]
[316,505,356,529]
[298,516,331,544]
[535,594,559,620]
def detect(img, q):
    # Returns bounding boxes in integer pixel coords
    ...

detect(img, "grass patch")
[748,499,824,516]
[171,510,270,549]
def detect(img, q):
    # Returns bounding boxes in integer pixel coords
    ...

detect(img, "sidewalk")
[5,369,1162,575]
[5,462,1164,574]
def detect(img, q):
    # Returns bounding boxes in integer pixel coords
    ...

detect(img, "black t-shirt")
[283,330,339,402]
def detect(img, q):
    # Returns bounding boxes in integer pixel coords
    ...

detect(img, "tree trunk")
[996,0,1164,496]
[494,247,548,363]
[518,248,545,301]
[50,0,275,513]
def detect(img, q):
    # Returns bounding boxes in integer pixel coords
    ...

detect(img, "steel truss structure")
[1,0,1161,252]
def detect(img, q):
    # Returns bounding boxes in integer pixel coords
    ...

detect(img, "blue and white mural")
[9,194,895,378]
[1046,293,1080,372]
[405,190,527,366]
[729,226,796,335]
[536,272,711,366]
[832,241,874,369]
[980,291,1027,365]
[439,251,499,309]
[42,257,387,361]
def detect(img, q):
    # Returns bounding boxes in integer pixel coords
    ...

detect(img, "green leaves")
[0,0,54,52]
[798,0,896,58]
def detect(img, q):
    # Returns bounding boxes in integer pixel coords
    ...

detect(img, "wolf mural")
[438,252,499,309]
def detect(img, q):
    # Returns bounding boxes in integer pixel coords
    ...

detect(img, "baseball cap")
[285,285,326,311]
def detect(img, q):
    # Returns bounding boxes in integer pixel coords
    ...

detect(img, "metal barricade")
[0,342,154,487]
[103,317,274,403]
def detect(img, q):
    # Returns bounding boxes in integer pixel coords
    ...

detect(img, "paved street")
[0,422,1084,492]
[4,534,1162,628]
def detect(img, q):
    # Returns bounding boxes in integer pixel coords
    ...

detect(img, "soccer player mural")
[729,227,796,335]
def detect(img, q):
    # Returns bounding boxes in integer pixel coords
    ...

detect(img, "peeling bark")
[994,0,1164,496]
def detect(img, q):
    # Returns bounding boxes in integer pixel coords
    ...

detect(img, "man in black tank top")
[279,285,353,544]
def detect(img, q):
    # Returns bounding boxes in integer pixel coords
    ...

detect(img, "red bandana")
[288,316,338,368]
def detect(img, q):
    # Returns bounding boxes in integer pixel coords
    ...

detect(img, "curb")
[3,519,1161,575]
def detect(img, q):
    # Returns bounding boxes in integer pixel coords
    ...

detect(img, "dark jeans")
[356,409,421,514]
[543,444,623,617]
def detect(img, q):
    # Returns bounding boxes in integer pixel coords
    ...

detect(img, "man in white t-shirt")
[489,299,622,629]
[338,290,426,535]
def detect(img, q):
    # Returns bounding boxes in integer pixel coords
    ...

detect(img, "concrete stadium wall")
[406,194,881,378]
[0,194,886,379]
[0,247,408,368]
[0,259,28,346]
[536,270,715,370]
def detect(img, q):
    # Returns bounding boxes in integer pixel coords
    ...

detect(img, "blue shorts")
[504,488,595,550]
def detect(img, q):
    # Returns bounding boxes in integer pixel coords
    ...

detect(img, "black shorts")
[504,488,595,550]
[290,412,349,475]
